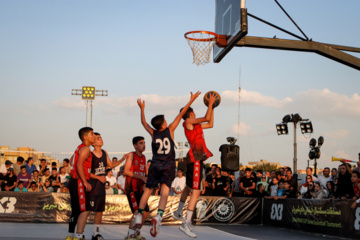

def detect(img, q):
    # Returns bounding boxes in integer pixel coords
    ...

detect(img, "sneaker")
[124,236,135,240]
[65,236,73,240]
[134,235,146,240]
[150,215,161,237]
[172,210,185,222]
[179,222,197,238]
[91,234,104,240]
[73,236,85,240]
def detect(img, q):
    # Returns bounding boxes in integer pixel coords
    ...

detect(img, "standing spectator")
[31,170,41,185]
[106,168,117,191]
[17,165,32,188]
[279,167,285,178]
[337,162,354,199]
[256,175,269,192]
[231,171,242,197]
[284,168,297,197]
[256,170,263,183]
[38,159,47,176]
[62,158,71,174]
[240,168,256,197]
[49,168,61,192]
[272,180,287,200]
[2,168,17,191]
[325,181,335,199]
[51,162,58,172]
[0,172,3,189]
[117,170,126,194]
[212,167,228,196]
[268,177,279,197]
[222,171,231,196]
[353,153,360,172]
[331,168,338,182]
[299,175,313,198]
[171,169,186,196]
[13,157,25,176]
[25,157,37,174]
[301,167,318,184]
[0,160,13,175]
[318,167,333,188]
[27,181,39,192]
[112,157,120,177]
[302,181,315,199]
[255,183,270,198]
[351,171,360,209]
[40,178,54,192]
[312,182,326,199]
[14,181,27,192]
[204,164,217,196]
[228,172,235,197]
[276,171,282,181]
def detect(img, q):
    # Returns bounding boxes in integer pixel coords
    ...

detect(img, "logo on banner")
[355,207,360,230]
[0,197,17,213]
[195,198,208,221]
[270,203,283,220]
[212,198,235,222]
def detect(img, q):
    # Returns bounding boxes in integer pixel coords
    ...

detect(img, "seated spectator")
[351,171,360,209]
[4,184,11,191]
[268,177,279,197]
[212,167,228,196]
[0,160,13,175]
[312,182,326,199]
[0,172,3,189]
[273,180,287,200]
[27,181,39,192]
[40,178,54,192]
[38,159,47,176]
[25,157,37,174]
[325,181,336,199]
[231,171,242,197]
[116,170,126,195]
[2,167,17,191]
[62,158,71,174]
[240,168,256,197]
[318,167,332,189]
[302,181,315,199]
[51,162,58,171]
[331,168,338,182]
[105,181,113,194]
[301,167,318,184]
[256,170,263,182]
[58,167,69,193]
[337,161,354,199]
[31,170,41,184]
[254,183,269,198]
[13,157,24,176]
[17,165,32,188]
[14,181,27,192]
[106,168,118,191]
[41,168,51,184]
[299,175,313,198]
[49,168,61,192]
[256,174,269,192]
[171,169,186,197]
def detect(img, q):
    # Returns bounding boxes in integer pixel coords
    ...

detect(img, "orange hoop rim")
[184,30,218,42]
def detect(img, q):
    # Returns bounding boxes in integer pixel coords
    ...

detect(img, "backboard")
[213,0,247,63]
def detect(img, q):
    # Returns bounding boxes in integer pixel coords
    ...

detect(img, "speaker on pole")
[219,144,239,172]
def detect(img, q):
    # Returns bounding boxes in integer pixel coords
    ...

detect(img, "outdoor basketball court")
[0,222,338,240]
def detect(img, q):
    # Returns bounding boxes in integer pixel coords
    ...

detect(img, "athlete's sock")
[157,209,164,218]
[127,228,135,236]
[185,210,193,224]
[93,224,100,236]
[177,201,185,213]
[67,233,74,238]
[75,233,84,239]
[138,208,144,215]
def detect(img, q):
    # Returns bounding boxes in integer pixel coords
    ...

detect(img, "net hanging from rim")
[185,31,218,66]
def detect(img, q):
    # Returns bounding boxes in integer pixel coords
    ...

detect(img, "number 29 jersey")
[151,128,175,162]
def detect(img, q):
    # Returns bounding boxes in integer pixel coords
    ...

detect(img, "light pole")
[276,113,313,174]
[71,86,108,127]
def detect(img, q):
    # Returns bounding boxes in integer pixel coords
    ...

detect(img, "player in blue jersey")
[134,91,201,238]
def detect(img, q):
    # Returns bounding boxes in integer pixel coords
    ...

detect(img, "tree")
[251,163,279,172]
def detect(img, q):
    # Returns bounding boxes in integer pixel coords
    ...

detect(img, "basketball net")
[185,31,217,66]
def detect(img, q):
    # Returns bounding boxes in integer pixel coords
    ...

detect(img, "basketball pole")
[241,0,246,9]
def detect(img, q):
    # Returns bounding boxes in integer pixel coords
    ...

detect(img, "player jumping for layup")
[134,91,201,237]
[174,93,217,238]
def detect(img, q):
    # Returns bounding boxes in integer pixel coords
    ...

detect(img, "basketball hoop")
[184,31,226,66]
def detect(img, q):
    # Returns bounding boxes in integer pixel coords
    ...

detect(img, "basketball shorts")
[186,160,203,190]
[126,191,149,214]
[86,195,106,212]
[69,178,90,212]
[146,159,175,189]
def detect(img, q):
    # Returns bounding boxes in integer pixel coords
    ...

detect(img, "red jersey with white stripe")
[183,122,213,163]
[70,143,92,180]
[125,152,146,193]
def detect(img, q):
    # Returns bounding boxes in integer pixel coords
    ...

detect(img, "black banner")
[263,198,360,239]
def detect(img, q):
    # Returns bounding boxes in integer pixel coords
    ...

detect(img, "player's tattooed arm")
[137,98,154,136]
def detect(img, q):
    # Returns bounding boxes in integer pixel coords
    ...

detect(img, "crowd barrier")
[0,192,359,238]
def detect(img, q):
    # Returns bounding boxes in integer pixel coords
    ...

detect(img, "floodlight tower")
[71,86,108,127]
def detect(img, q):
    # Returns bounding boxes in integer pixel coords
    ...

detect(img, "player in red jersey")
[123,136,149,240]
[66,127,95,240]
[174,93,217,238]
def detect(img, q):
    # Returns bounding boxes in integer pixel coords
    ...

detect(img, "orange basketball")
[203,91,221,108]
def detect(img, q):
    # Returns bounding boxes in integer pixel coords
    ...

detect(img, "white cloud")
[230,122,251,136]
[323,129,349,139]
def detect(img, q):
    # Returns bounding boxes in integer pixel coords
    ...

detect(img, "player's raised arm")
[106,151,127,169]
[168,91,201,134]
[137,98,154,136]
[186,92,217,129]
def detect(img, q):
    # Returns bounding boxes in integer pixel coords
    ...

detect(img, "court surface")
[0,222,345,240]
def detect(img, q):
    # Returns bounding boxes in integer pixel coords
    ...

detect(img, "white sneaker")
[179,222,197,238]
[172,210,185,222]
[150,215,162,237]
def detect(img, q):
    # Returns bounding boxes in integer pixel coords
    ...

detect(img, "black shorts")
[186,160,203,190]
[86,195,106,212]
[126,191,149,214]
[146,159,175,189]
[69,178,90,212]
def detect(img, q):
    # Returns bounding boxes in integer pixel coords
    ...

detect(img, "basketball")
[203,91,221,108]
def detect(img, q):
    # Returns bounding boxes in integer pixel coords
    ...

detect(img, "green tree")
[251,163,278,172]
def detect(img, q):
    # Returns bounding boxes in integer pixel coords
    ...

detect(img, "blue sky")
[1,0,359,171]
